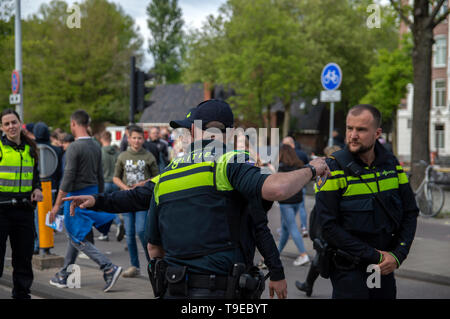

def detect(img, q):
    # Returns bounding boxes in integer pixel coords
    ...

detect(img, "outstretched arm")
[261,157,330,201]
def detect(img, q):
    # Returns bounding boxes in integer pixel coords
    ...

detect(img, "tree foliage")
[361,36,413,125]
[0,0,14,112]
[147,0,184,84]
[182,0,400,132]
[0,0,142,129]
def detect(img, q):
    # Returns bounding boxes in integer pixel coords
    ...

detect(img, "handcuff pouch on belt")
[332,249,361,271]
[165,265,189,297]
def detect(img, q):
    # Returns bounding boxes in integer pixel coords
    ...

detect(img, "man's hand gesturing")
[62,195,96,216]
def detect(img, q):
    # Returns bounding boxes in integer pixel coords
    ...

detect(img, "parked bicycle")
[411,161,445,218]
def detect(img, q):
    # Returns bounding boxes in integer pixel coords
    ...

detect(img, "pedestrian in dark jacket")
[98,131,124,242]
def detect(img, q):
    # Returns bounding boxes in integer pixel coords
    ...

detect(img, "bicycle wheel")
[418,183,445,218]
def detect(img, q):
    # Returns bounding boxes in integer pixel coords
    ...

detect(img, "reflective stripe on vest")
[154,150,248,205]
[315,164,406,197]
[0,141,34,193]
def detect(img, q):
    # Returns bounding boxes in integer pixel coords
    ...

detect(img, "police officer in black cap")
[145,99,329,299]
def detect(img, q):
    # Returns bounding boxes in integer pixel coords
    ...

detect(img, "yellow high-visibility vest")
[0,140,35,193]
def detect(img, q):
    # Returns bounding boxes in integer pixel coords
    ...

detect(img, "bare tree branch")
[433,10,450,28]
[430,0,446,21]
[390,0,413,27]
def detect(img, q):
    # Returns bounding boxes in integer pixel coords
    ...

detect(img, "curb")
[0,273,90,299]
[395,269,450,287]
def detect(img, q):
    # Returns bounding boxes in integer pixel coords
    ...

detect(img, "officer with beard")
[315,104,418,299]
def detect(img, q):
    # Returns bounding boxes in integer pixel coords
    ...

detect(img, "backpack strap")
[331,149,364,177]
[333,149,401,230]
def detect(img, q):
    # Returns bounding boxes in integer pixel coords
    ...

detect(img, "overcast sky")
[21,0,226,68]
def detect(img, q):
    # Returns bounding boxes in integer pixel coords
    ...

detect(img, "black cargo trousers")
[0,207,35,299]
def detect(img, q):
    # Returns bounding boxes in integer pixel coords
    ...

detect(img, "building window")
[434,36,447,67]
[407,119,412,129]
[433,79,446,107]
[435,124,445,149]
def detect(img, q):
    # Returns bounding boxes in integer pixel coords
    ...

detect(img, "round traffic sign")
[321,63,342,91]
[11,70,20,94]
[37,144,58,179]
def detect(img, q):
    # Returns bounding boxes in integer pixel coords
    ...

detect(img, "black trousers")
[330,265,396,299]
[0,207,35,299]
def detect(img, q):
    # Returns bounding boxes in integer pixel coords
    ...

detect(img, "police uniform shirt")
[147,140,272,276]
[315,141,418,267]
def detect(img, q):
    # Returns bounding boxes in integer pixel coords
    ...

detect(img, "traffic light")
[136,71,154,112]
[130,56,154,123]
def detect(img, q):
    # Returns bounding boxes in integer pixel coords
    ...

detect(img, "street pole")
[15,0,23,120]
[130,56,136,124]
[328,101,334,147]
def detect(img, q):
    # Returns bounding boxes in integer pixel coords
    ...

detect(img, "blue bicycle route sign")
[321,63,342,91]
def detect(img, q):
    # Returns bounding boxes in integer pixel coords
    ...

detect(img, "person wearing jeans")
[113,125,159,277]
[278,203,309,266]
[277,144,310,266]
[99,131,124,241]
[299,188,308,237]
[49,110,122,293]
[122,210,150,271]
[56,237,115,280]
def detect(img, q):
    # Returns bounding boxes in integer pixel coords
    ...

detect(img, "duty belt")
[187,273,228,291]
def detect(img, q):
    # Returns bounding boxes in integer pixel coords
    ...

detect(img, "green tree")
[0,0,14,112]
[361,36,413,153]
[218,0,307,133]
[294,0,399,108]
[182,14,225,87]
[16,0,142,129]
[183,0,399,135]
[146,0,184,84]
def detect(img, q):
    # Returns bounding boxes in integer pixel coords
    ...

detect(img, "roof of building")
[139,84,236,125]
[139,83,325,132]
[139,83,204,125]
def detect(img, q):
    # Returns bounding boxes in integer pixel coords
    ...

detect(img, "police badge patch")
[315,175,328,191]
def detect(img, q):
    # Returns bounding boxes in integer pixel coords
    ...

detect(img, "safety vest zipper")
[19,150,23,192]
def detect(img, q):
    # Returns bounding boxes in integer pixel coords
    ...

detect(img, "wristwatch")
[304,164,316,179]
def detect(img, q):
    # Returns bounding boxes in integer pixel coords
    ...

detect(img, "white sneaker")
[79,252,89,259]
[98,234,109,241]
[301,228,309,238]
[293,254,310,266]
